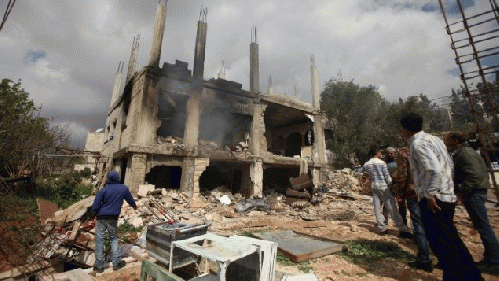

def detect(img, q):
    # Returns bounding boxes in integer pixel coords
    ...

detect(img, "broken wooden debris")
[2,166,367,278]
[140,259,184,281]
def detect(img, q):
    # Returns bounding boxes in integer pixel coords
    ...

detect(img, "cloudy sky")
[0,0,494,148]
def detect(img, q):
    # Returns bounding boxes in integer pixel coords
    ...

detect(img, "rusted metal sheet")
[285,197,308,206]
[285,189,310,199]
[252,230,347,262]
[289,175,313,191]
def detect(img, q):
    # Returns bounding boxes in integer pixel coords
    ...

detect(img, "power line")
[0,0,17,33]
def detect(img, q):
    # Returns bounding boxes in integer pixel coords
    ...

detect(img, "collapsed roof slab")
[261,95,316,114]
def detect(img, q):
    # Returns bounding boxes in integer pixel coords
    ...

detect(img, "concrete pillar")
[310,58,320,110]
[148,0,168,67]
[250,160,263,197]
[179,157,209,194]
[193,20,207,78]
[126,36,140,83]
[267,75,274,95]
[250,42,259,93]
[126,154,147,195]
[251,102,266,156]
[313,114,327,164]
[249,100,265,198]
[110,62,123,107]
[184,16,208,152]
[312,114,327,187]
[183,94,201,152]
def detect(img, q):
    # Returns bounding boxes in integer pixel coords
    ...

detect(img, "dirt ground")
[96,190,499,281]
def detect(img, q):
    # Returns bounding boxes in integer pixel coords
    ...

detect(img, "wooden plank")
[67,221,82,242]
[140,259,184,281]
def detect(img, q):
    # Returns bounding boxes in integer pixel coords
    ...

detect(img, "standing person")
[445,132,499,272]
[386,147,408,226]
[92,171,138,273]
[394,146,432,272]
[359,146,412,238]
[400,113,482,281]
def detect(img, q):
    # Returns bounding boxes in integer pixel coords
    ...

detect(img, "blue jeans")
[462,192,499,263]
[95,218,120,269]
[406,199,431,263]
[419,198,482,281]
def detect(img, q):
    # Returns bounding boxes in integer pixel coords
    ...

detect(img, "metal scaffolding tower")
[438,0,499,198]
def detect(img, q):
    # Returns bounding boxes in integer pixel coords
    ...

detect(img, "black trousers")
[419,198,482,281]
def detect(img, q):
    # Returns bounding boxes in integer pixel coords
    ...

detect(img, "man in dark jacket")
[445,132,499,272]
[92,171,137,273]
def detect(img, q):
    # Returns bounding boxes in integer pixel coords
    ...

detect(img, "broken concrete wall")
[124,153,147,195]
[263,167,300,193]
[84,133,104,153]
[144,155,184,189]
[156,62,192,139]
[267,123,311,157]
[179,158,209,194]
[252,102,267,158]
[102,94,126,158]
[199,81,254,149]
[145,165,183,189]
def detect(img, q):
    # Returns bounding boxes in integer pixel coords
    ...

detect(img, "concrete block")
[190,197,206,209]
[138,184,155,198]
[130,245,150,261]
[129,217,144,228]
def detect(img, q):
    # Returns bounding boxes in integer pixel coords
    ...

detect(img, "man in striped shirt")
[359,146,411,238]
[400,113,482,281]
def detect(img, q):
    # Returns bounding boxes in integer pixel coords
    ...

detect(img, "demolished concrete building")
[100,0,327,197]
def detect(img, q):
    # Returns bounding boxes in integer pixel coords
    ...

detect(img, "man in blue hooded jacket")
[92,171,137,273]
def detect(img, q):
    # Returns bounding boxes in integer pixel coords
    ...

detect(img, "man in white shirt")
[359,146,411,238]
[400,113,482,281]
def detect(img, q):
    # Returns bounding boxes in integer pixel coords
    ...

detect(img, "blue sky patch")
[22,50,47,65]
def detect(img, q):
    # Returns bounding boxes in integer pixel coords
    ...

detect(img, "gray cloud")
[0,0,493,148]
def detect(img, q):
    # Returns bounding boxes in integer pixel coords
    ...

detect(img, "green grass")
[276,252,313,273]
[1,171,94,221]
[118,221,143,233]
[0,194,39,221]
[336,239,416,266]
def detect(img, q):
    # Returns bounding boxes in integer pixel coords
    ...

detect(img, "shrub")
[35,171,93,209]
[79,167,92,178]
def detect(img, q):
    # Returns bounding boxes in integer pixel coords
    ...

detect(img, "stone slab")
[281,273,319,281]
[54,196,95,225]
[65,268,95,281]
[252,230,347,262]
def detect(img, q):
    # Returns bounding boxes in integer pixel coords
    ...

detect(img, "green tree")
[321,80,390,164]
[321,79,452,167]
[448,87,491,134]
[0,78,70,178]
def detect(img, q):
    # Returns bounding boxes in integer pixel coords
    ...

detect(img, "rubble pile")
[156,136,186,154]
[198,140,220,151]
[157,136,184,146]
[324,168,370,195]
[3,168,378,280]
